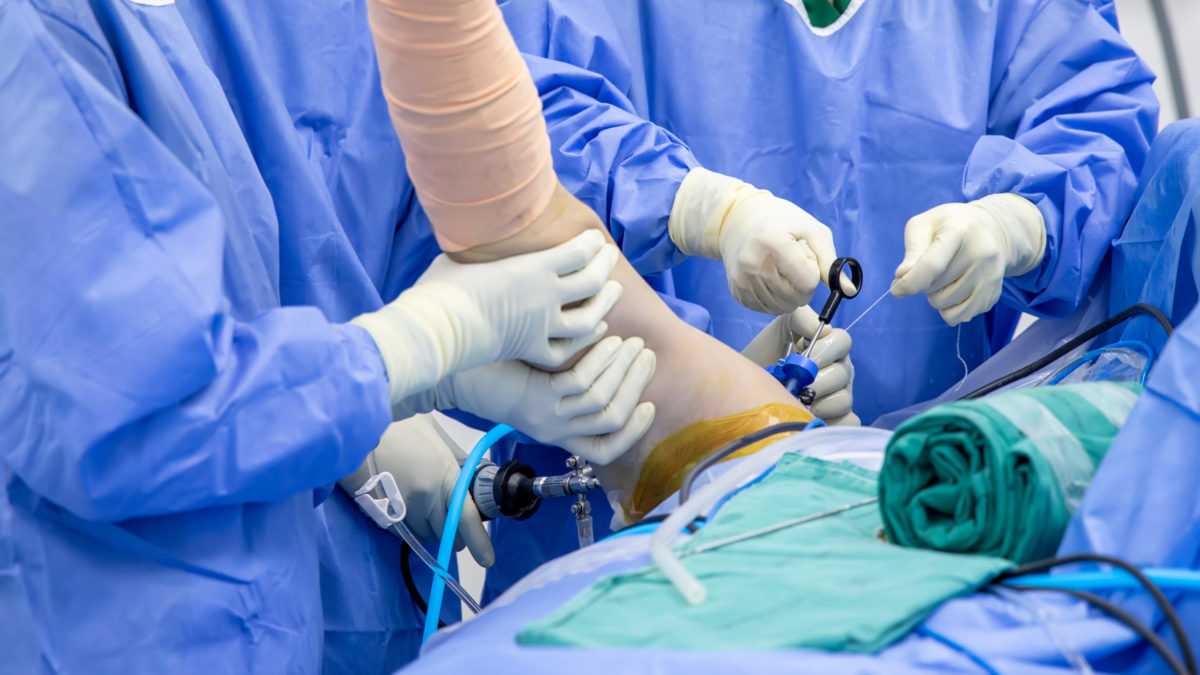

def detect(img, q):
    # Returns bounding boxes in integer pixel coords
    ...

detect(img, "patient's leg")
[365,0,807,523]
[454,184,808,524]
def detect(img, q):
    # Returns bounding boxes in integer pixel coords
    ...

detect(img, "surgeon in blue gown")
[478,0,1160,602]
[0,0,654,672]
[500,0,1159,424]
[0,1,437,672]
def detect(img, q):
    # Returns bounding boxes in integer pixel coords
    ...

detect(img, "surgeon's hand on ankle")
[351,230,622,412]
[892,194,1046,326]
[426,336,657,465]
[339,415,494,567]
[669,167,837,315]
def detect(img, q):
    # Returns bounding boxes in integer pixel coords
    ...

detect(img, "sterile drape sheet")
[517,455,1010,651]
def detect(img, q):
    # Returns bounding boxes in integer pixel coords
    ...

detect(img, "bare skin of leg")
[450,183,802,522]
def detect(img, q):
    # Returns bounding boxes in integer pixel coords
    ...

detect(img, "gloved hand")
[892,194,1046,326]
[352,230,622,411]
[669,167,838,315]
[339,414,495,567]
[741,306,859,425]
[417,336,657,465]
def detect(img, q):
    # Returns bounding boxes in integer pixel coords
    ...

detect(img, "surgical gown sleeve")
[0,8,393,522]
[965,0,1158,318]
[502,0,699,275]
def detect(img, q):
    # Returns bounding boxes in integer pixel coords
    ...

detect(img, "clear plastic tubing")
[651,426,893,605]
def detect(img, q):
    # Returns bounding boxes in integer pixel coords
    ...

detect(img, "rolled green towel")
[880,382,1142,563]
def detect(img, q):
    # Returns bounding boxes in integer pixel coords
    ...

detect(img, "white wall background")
[1116,0,1198,127]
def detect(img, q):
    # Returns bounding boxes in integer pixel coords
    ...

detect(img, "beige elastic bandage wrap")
[366,0,557,251]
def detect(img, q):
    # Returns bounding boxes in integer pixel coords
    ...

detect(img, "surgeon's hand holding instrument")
[347,469,484,614]
[341,415,496,566]
[761,258,862,419]
[667,167,839,315]
[743,306,858,424]
[343,415,605,643]
[351,230,623,418]
[344,329,656,556]
[417,425,610,640]
[788,306,857,424]
[891,194,1046,326]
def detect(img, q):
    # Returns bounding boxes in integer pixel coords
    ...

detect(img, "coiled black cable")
[960,304,1173,400]
[997,552,1196,674]
[1007,585,1190,675]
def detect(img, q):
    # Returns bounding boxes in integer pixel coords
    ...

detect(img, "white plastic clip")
[352,472,407,529]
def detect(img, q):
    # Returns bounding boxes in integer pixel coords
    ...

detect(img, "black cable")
[997,553,1196,674]
[609,513,707,535]
[1148,0,1190,121]
[1008,585,1190,675]
[960,304,1173,400]
[678,420,817,506]
[630,513,672,526]
[400,541,447,629]
[676,420,817,533]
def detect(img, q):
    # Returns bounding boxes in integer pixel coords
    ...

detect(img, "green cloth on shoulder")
[802,0,852,29]
[519,455,1010,651]
[881,382,1142,563]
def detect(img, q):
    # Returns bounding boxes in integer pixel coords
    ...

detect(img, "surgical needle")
[678,497,880,557]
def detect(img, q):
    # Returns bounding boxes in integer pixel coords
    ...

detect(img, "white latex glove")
[741,306,859,426]
[669,167,838,314]
[892,194,1046,326]
[352,230,622,411]
[414,336,657,465]
[339,414,494,567]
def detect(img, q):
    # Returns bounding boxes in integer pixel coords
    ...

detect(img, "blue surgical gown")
[0,0,446,671]
[1108,118,1200,352]
[500,0,1159,423]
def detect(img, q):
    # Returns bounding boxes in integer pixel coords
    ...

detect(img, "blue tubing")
[422,423,515,643]
[1000,567,1200,592]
